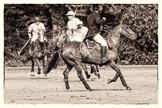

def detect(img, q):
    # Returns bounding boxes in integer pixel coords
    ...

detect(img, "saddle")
[84,38,112,54]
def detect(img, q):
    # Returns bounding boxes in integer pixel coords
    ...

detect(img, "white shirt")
[67,17,80,30]
[67,18,88,42]
[28,22,46,37]
[71,26,88,42]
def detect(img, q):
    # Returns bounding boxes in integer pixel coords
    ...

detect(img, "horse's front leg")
[31,57,34,77]
[108,60,132,90]
[35,58,41,75]
[43,55,48,77]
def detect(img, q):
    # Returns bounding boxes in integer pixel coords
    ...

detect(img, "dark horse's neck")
[106,25,121,49]
[82,25,122,65]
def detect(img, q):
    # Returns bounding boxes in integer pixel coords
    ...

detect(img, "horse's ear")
[120,14,126,25]
[119,18,124,25]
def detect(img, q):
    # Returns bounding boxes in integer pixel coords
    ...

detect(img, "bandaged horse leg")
[31,56,35,77]
[63,64,73,91]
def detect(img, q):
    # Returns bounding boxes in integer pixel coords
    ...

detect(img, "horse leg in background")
[90,64,100,78]
[62,55,91,91]
[34,58,41,75]
[108,60,132,90]
[96,65,100,72]
[43,55,48,77]
[81,63,91,79]
[40,41,46,56]
[63,64,73,91]
[31,56,35,77]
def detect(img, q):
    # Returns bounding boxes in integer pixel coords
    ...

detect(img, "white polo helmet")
[35,17,40,22]
[66,11,75,16]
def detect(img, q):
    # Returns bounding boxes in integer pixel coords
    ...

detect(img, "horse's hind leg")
[74,64,92,91]
[63,64,73,91]
[81,63,91,79]
[108,60,131,90]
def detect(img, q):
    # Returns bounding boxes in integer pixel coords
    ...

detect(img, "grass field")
[4,65,158,104]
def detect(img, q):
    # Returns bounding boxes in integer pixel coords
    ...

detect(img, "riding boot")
[43,41,47,55]
[101,46,108,64]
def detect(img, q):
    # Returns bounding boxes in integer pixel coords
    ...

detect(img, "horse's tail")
[45,49,61,74]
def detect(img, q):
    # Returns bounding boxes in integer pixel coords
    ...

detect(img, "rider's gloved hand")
[102,17,106,21]
[28,33,32,39]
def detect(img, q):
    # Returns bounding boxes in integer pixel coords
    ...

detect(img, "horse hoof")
[31,72,34,77]
[97,73,100,79]
[44,74,47,78]
[31,74,34,77]
[126,86,132,90]
[67,89,72,92]
[107,79,112,84]
[88,88,92,91]
[86,74,91,79]
[37,72,41,74]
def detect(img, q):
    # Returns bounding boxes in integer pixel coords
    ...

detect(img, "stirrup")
[101,57,108,64]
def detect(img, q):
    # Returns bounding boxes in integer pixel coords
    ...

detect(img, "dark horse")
[29,39,48,77]
[45,23,136,91]
[20,36,58,77]
[46,32,100,79]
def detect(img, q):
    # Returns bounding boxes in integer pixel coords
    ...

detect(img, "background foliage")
[4,4,158,66]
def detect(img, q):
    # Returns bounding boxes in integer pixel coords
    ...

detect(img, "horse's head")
[56,28,68,48]
[118,24,137,40]
[57,33,67,48]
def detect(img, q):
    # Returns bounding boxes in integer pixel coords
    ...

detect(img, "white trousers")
[31,34,46,43]
[93,33,108,47]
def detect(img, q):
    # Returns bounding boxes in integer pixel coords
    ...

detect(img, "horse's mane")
[106,24,120,38]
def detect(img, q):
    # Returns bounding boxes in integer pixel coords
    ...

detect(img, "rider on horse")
[66,11,88,42]
[28,17,47,56]
[86,4,112,64]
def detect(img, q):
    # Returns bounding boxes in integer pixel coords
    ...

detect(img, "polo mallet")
[18,38,31,56]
